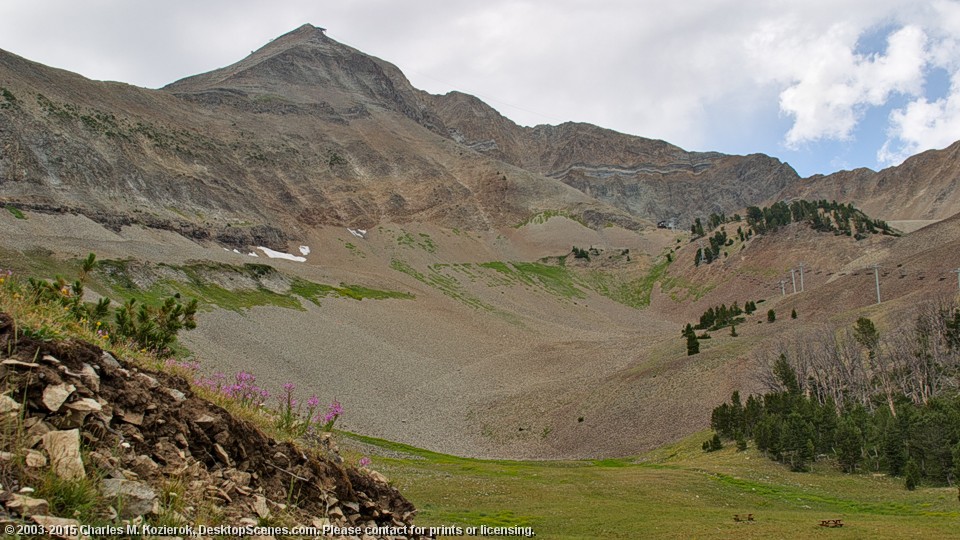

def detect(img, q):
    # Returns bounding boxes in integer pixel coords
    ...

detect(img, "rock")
[42,383,76,412]
[100,351,121,370]
[253,495,270,518]
[343,501,360,513]
[41,354,61,365]
[27,421,53,447]
[369,470,390,485]
[60,398,103,428]
[194,413,217,425]
[213,443,232,466]
[328,506,345,521]
[135,373,159,389]
[31,515,82,540]
[0,451,14,461]
[130,455,160,477]
[1,359,39,368]
[6,494,50,516]
[0,394,20,414]
[42,429,86,481]
[64,398,102,413]
[25,450,47,468]
[167,388,186,402]
[120,410,144,426]
[312,517,331,528]
[101,478,157,518]
[80,363,100,392]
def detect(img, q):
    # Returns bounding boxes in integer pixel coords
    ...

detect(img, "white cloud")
[879,73,960,164]
[878,1,960,164]
[752,23,928,148]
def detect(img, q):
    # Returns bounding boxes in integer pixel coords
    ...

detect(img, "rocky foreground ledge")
[0,313,430,539]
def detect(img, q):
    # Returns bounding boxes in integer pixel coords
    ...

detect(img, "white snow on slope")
[256,246,306,262]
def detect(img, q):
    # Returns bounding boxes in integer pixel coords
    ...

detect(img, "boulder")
[42,383,76,412]
[0,394,20,414]
[25,449,47,468]
[101,478,157,518]
[6,494,49,516]
[80,363,100,392]
[42,429,86,480]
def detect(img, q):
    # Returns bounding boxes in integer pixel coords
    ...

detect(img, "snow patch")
[256,246,306,262]
[299,245,311,255]
[347,228,367,239]
[248,252,259,257]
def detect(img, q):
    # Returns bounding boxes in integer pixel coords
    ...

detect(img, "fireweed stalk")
[193,369,340,437]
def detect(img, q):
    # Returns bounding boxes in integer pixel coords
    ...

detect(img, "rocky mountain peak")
[163,24,446,133]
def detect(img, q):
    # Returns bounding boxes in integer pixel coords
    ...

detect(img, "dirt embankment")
[0,312,429,539]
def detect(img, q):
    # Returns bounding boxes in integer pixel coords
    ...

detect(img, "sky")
[1,1,960,177]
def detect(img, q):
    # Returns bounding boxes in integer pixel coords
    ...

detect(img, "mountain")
[427,91,802,223]
[4,24,960,461]
[6,23,959,241]
[781,140,960,222]
[0,24,642,250]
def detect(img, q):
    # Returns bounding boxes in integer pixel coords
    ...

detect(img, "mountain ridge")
[4,25,960,239]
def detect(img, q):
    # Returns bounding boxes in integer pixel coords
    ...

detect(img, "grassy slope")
[340,431,960,540]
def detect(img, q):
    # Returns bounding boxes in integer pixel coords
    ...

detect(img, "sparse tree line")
[710,300,960,488]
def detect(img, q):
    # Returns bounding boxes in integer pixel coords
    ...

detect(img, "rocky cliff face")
[426,91,802,223]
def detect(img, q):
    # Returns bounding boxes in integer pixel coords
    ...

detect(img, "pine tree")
[905,458,921,490]
[767,309,776,323]
[686,331,700,355]
[791,308,797,319]
[736,433,747,451]
[883,420,907,476]
[773,354,801,395]
[711,433,723,451]
[952,441,960,485]
[836,420,862,473]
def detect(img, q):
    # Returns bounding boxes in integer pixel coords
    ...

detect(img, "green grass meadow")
[341,431,960,539]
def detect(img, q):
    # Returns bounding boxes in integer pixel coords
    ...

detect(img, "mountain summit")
[165,24,446,134]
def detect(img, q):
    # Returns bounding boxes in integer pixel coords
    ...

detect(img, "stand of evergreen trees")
[696,302,745,330]
[744,200,897,239]
[710,301,960,487]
